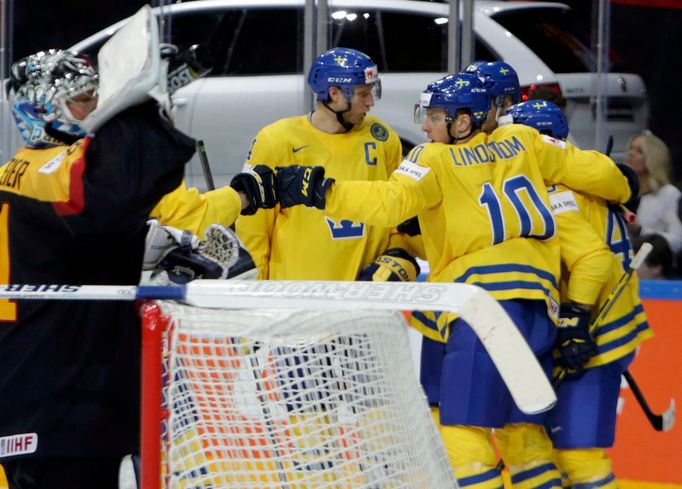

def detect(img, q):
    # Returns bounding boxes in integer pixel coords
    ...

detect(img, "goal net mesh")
[146,301,457,489]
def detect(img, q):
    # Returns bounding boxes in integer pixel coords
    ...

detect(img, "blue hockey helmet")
[307,47,381,103]
[465,60,520,105]
[414,73,491,127]
[8,49,98,148]
[506,100,569,140]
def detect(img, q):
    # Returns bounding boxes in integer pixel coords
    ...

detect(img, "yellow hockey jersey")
[326,125,631,337]
[236,113,403,280]
[548,184,652,368]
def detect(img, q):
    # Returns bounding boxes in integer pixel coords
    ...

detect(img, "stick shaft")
[196,139,216,191]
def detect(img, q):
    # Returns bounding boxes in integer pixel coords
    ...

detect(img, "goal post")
[140,300,459,489]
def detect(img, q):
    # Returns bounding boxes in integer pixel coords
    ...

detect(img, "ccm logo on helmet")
[327,77,353,83]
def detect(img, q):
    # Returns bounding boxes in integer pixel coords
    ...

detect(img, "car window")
[491,7,596,73]
[220,7,303,75]
[330,9,447,72]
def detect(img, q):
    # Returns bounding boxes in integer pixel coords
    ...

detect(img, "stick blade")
[458,289,557,414]
[661,398,676,432]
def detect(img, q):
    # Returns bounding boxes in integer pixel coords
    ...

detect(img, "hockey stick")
[553,242,653,387]
[196,139,216,191]
[623,370,675,432]
[0,280,556,415]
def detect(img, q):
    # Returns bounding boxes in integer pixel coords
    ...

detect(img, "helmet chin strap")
[447,121,473,144]
[323,91,355,132]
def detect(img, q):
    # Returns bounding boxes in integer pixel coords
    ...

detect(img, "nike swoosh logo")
[292,145,309,153]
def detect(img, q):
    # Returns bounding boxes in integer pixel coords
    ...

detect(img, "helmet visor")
[414,103,427,124]
[370,79,382,101]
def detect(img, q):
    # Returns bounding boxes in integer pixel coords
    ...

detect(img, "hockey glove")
[555,304,597,375]
[617,163,640,213]
[397,216,421,237]
[358,248,420,282]
[230,164,278,215]
[277,165,335,209]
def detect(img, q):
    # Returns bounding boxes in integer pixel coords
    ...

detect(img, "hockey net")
[140,300,458,489]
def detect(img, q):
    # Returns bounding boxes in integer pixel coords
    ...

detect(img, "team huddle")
[0,43,650,489]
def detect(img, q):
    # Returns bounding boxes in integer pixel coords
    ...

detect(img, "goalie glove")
[276,165,335,209]
[358,248,420,282]
[555,304,597,375]
[148,224,256,285]
[230,164,278,215]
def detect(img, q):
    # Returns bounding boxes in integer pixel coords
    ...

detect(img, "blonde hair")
[628,131,672,192]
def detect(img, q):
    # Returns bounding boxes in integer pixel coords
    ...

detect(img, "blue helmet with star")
[415,73,491,127]
[465,60,520,105]
[307,47,381,103]
[507,100,569,140]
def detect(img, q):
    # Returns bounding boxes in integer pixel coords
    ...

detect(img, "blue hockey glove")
[358,248,420,282]
[230,164,278,215]
[555,304,597,375]
[276,165,335,209]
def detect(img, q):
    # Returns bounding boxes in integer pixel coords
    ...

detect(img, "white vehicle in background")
[1,0,648,188]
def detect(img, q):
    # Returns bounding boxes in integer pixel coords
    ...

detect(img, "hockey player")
[0,49,272,489]
[507,99,653,489]
[235,47,420,283]
[274,73,633,489]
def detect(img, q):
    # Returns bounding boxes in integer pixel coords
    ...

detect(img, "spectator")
[624,131,682,254]
[634,234,674,280]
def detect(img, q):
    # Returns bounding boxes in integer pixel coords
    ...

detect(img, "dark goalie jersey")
[0,102,194,460]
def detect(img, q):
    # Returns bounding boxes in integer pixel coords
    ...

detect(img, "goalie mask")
[507,100,569,140]
[8,49,98,148]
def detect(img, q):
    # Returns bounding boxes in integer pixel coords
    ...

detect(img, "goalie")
[0,35,271,489]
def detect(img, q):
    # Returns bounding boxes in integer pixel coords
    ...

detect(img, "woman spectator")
[624,131,682,254]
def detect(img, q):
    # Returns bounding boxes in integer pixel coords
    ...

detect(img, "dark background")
[10,0,682,179]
